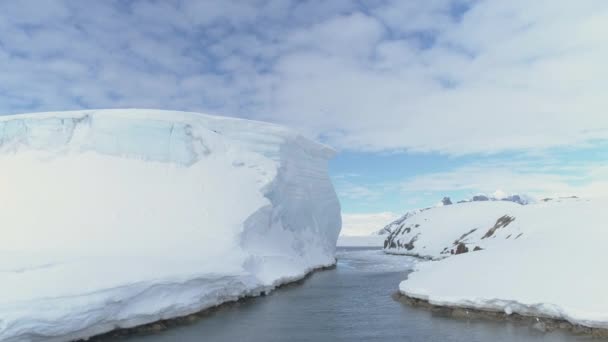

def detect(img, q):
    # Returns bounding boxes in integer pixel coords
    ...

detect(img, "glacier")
[0,109,341,342]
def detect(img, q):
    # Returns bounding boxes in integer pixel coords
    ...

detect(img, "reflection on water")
[118,248,594,342]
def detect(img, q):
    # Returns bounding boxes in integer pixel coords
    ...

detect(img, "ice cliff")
[0,109,341,342]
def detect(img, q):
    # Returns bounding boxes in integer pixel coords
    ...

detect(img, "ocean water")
[117,248,592,342]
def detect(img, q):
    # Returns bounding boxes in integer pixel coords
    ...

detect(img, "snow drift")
[394,197,608,330]
[0,109,341,342]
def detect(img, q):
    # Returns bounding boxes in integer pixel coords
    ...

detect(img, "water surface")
[120,248,595,342]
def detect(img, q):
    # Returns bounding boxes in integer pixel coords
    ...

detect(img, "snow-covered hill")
[394,196,608,330]
[377,193,533,238]
[375,210,420,236]
[0,109,341,342]
[383,201,522,258]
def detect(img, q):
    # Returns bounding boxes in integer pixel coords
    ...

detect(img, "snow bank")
[397,197,608,329]
[0,109,341,342]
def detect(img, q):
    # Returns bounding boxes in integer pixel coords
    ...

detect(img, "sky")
[1,0,608,235]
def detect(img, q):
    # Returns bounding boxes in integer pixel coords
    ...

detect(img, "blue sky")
[330,151,476,213]
[331,143,608,214]
[1,0,608,234]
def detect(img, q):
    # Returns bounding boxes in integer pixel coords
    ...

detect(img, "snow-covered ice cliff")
[0,109,341,342]
[393,197,608,330]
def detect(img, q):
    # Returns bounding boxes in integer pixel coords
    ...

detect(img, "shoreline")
[394,292,608,338]
[79,263,337,342]
[382,248,435,260]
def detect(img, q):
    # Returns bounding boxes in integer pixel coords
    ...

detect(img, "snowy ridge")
[439,193,536,206]
[0,109,341,342]
[375,209,420,236]
[379,193,532,239]
[397,197,608,329]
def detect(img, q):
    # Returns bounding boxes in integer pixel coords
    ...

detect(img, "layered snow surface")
[0,109,341,342]
[389,198,608,329]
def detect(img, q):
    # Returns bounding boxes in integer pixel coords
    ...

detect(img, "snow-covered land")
[375,209,420,236]
[393,197,608,330]
[0,109,341,342]
[377,193,532,238]
[384,201,522,258]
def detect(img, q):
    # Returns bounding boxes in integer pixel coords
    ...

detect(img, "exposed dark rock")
[442,197,452,205]
[377,210,419,235]
[454,228,477,245]
[446,228,479,255]
[403,234,420,251]
[454,242,469,255]
[482,215,516,239]
[472,195,489,202]
[501,195,529,205]
[473,246,483,251]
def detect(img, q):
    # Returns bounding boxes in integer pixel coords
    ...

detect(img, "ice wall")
[0,109,341,342]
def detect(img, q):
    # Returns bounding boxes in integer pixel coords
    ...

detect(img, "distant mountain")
[454,193,535,206]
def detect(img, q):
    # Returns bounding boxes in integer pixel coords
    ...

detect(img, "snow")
[378,193,533,240]
[384,201,522,258]
[396,197,608,329]
[375,209,420,236]
[0,109,341,342]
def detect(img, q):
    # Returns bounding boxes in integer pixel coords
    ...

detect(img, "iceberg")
[0,109,341,342]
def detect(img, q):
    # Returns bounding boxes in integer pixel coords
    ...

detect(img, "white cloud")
[341,212,399,236]
[335,181,380,201]
[0,1,607,156]
[400,162,608,199]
